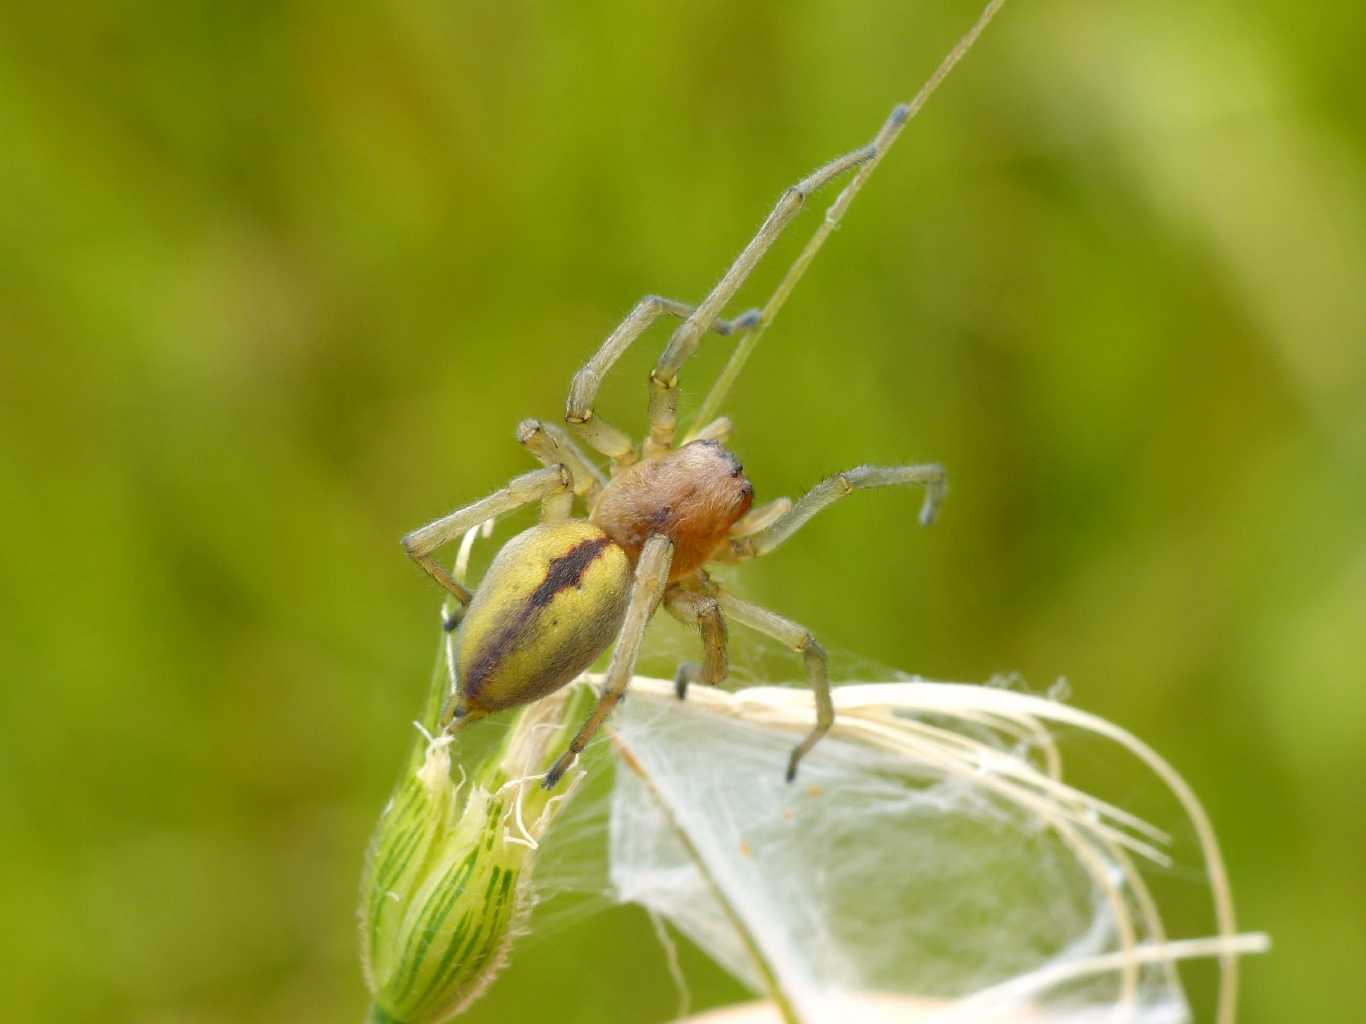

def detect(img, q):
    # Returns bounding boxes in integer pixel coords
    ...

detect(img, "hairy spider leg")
[731,463,947,561]
[662,586,728,700]
[517,418,607,509]
[644,141,880,455]
[682,103,911,444]
[686,0,1012,441]
[685,415,734,445]
[543,534,674,789]
[401,465,573,604]
[566,296,761,468]
[713,590,832,783]
[727,497,793,540]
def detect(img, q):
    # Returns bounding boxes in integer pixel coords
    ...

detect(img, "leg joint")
[516,418,545,447]
[565,369,598,423]
[697,597,723,624]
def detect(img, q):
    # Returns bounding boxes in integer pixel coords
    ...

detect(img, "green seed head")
[359,680,592,1023]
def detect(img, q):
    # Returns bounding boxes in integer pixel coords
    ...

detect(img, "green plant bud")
[359,672,593,1023]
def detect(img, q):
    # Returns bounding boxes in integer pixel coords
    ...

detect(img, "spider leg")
[662,585,728,700]
[684,0,1016,441]
[714,590,831,782]
[543,534,674,789]
[517,418,606,509]
[401,465,572,603]
[727,497,793,540]
[730,463,946,561]
[686,415,734,445]
[644,140,879,455]
[566,295,761,468]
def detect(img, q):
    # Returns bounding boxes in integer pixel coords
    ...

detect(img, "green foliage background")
[2,1,1362,1020]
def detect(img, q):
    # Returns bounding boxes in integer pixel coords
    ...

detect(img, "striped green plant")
[359,648,593,1023]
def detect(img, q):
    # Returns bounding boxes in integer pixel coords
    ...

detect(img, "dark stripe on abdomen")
[528,537,611,607]
[462,537,612,702]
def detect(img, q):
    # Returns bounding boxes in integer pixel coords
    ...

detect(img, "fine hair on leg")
[517,418,607,505]
[565,295,761,466]
[401,465,573,602]
[645,142,880,454]
[731,463,947,561]
[728,497,793,540]
[685,0,1012,441]
[713,590,832,782]
[663,586,729,700]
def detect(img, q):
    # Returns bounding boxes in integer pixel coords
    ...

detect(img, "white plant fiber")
[595,676,1267,1024]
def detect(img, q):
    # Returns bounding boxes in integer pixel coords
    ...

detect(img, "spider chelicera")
[402,104,946,790]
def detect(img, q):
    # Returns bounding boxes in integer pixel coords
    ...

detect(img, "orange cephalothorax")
[590,440,753,580]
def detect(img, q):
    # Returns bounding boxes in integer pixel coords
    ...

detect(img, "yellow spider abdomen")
[453,521,630,716]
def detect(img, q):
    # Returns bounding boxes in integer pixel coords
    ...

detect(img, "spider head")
[591,439,753,580]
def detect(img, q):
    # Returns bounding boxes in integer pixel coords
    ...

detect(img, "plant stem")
[686,0,1009,440]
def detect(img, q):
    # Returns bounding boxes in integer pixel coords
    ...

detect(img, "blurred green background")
[2,0,1363,1020]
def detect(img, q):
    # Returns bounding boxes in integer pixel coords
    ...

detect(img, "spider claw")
[543,751,576,790]
[918,475,947,526]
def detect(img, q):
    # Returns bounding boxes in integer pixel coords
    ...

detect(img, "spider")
[402,104,946,791]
